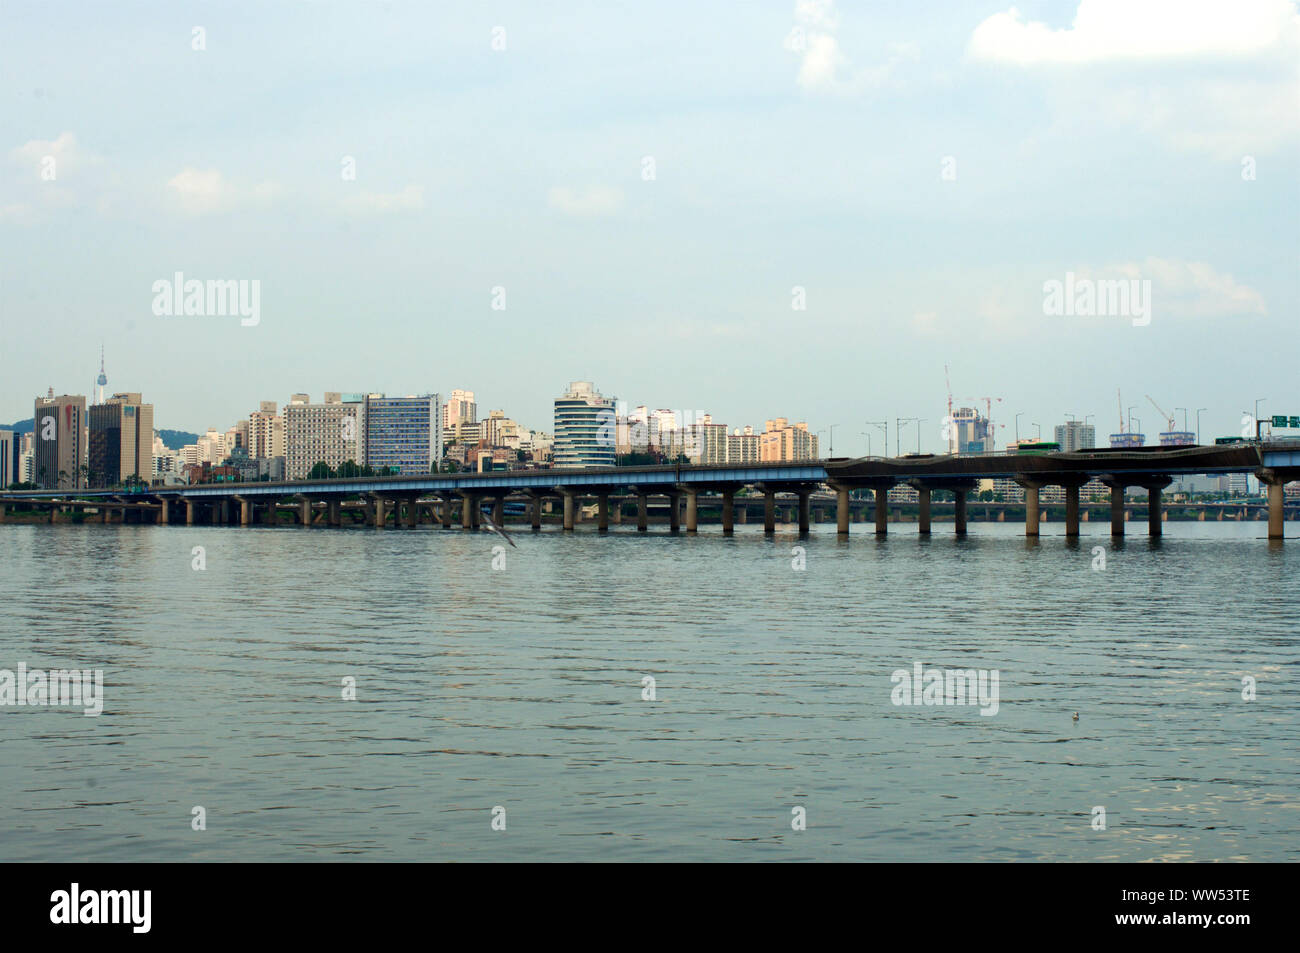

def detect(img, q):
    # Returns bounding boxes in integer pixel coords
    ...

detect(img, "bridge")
[2,442,1297,540]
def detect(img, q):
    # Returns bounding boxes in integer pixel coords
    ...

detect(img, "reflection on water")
[0,520,1295,861]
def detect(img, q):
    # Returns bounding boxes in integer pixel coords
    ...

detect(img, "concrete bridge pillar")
[917,487,931,535]
[1110,485,1125,536]
[439,497,452,528]
[1064,484,1080,538]
[723,488,736,535]
[490,496,503,528]
[530,496,542,531]
[954,488,968,536]
[298,497,312,526]
[158,499,169,525]
[597,493,610,533]
[764,490,776,534]
[1022,484,1040,537]
[562,492,576,531]
[668,492,681,533]
[636,494,648,532]
[797,489,810,536]
[370,496,385,529]
[874,487,889,535]
[685,490,698,533]
[327,499,341,527]
[461,493,476,530]
[1267,482,1285,539]
[835,485,849,535]
[185,499,195,525]
[407,497,421,529]
[1148,489,1162,536]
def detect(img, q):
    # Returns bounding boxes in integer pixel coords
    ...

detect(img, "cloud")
[969,0,1299,65]
[341,184,425,214]
[165,167,283,214]
[967,1,1300,156]
[1113,257,1267,318]
[9,131,98,178]
[785,1,917,92]
[547,185,624,217]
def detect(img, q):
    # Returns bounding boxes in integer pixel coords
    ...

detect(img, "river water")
[0,520,1295,861]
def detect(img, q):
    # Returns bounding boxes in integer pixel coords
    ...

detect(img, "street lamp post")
[1128,406,1137,434]
[1015,412,1023,443]
[896,418,915,456]
[1196,408,1207,445]
[1176,406,1188,433]
[866,421,888,458]
[915,419,925,454]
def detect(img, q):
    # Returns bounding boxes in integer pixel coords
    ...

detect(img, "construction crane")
[1117,388,1125,432]
[944,364,953,420]
[1145,395,1175,433]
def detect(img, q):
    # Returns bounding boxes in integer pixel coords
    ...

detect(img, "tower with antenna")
[95,346,107,405]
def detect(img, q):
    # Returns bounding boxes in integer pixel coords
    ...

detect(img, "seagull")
[1072,712,1079,722]
[479,505,517,547]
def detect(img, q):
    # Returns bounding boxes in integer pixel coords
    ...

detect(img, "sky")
[1,0,1296,454]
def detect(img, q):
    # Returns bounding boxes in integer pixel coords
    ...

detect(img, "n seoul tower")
[95,345,107,405]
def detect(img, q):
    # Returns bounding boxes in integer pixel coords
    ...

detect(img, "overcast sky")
[2,0,1296,452]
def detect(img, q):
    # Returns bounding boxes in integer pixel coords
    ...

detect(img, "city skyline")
[2,354,1289,459]
[1,1,1295,443]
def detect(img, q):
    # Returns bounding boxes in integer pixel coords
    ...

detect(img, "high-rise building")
[88,392,155,487]
[362,394,442,475]
[444,390,477,429]
[248,401,286,460]
[553,381,616,468]
[759,418,819,462]
[1054,420,1096,452]
[284,393,362,479]
[33,392,87,489]
[949,407,993,454]
[0,430,18,488]
[726,426,760,464]
[480,409,522,449]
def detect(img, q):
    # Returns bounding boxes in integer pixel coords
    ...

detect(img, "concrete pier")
[917,487,931,535]
[1021,483,1040,537]
[722,488,735,535]
[954,489,968,536]
[637,494,648,532]
[1110,485,1125,537]
[562,492,575,531]
[597,493,609,533]
[874,487,888,535]
[764,489,775,535]
[1064,484,1080,538]
[685,489,698,533]
[797,489,810,536]
[835,485,849,535]
[1267,481,1285,539]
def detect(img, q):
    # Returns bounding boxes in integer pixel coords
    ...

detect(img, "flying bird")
[479,505,516,547]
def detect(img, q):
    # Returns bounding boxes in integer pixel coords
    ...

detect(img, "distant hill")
[157,429,198,450]
[2,420,197,451]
